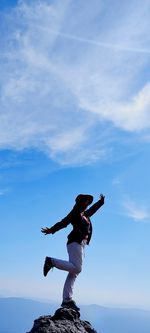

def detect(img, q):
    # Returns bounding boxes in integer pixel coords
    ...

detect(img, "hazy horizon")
[1,294,150,312]
[1,297,150,333]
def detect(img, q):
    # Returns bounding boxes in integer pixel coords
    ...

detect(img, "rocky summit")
[26,306,98,333]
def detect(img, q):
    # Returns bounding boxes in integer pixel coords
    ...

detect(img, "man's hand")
[41,227,52,235]
[99,194,105,205]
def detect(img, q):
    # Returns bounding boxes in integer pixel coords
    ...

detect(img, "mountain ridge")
[0,296,150,333]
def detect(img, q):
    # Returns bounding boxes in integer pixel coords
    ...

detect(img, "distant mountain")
[0,297,150,333]
[81,304,150,333]
[0,297,57,333]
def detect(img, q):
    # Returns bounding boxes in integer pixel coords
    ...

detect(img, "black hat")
[75,194,93,205]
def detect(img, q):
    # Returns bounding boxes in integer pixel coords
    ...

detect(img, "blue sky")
[0,0,150,309]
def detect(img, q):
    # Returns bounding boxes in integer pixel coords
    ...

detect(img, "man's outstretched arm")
[85,194,105,217]
[41,211,72,235]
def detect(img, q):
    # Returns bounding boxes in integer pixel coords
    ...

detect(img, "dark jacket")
[50,198,104,245]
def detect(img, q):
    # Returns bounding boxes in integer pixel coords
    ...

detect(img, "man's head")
[75,194,93,210]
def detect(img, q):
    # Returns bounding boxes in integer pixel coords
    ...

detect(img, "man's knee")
[74,265,82,274]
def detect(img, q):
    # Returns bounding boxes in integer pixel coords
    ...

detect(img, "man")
[41,193,105,311]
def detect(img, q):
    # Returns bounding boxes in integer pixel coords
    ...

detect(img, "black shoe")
[43,257,53,277]
[61,300,80,311]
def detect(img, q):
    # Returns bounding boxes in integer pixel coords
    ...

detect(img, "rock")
[26,307,98,333]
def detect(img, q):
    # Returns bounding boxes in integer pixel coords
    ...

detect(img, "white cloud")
[0,0,150,164]
[113,83,150,131]
[80,82,150,132]
[123,199,149,222]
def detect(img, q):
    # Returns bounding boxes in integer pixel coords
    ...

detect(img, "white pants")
[52,241,86,301]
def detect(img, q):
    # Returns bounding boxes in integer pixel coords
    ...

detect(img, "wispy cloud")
[37,28,150,54]
[123,199,149,222]
[0,0,150,164]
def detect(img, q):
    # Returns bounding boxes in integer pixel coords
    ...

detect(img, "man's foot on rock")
[61,299,80,311]
[43,257,53,277]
